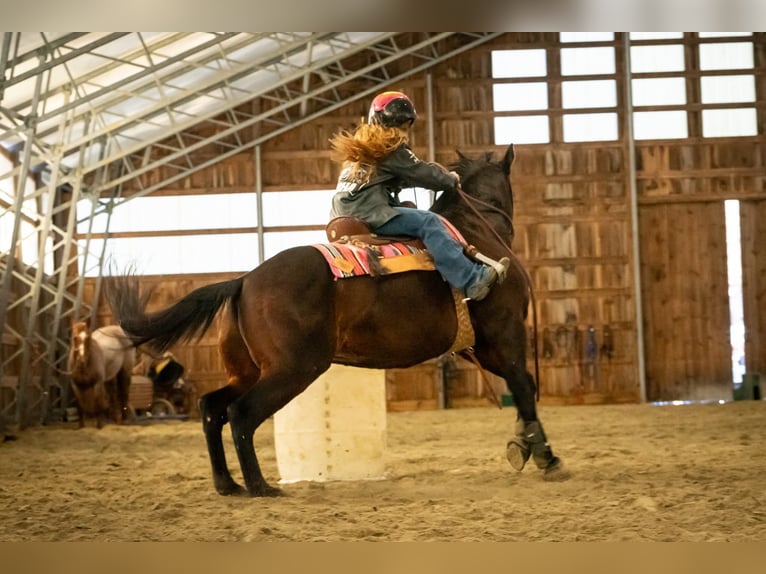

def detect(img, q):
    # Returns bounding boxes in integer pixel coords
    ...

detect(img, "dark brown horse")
[106,143,567,497]
[68,321,134,428]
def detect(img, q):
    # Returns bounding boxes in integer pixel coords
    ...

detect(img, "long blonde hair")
[329,122,408,177]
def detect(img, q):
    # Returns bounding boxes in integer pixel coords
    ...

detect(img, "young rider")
[329,90,509,301]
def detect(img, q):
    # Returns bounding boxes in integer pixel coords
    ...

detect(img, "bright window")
[494,116,550,145]
[81,193,260,233]
[630,45,685,73]
[631,77,687,106]
[491,50,547,78]
[698,32,752,38]
[492,49,550,145]
[563,113,618,142]
[702,108,758,137]
[93,233,261,276]
[562,80,616,109]
[263,230,328,261]
[701,75,756,104]
[78,189,339,276]
[633,111,688,140]
[699,42,754,70]
[262,189,336,226]
[630,32,684,40]
[561,47,615,75]
[560,32,614,43]
[492,83,548,111]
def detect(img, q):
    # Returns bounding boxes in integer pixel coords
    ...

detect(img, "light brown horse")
[106,144,567,496]
[67,322,135,428]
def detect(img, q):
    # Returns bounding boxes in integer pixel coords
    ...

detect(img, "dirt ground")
[1,400,764,541]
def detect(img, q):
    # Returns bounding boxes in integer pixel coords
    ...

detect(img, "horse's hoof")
[541,457,570,482]
[253,484,285,498]
[216,482,248,497]
[506,438,531,471]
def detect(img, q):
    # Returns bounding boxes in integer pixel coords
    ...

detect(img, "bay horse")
[67,322,135,428]
[105,143,567,497]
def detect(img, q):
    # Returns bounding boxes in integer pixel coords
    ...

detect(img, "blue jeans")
[373,207,484,290]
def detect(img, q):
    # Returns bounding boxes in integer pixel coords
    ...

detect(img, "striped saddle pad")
[312,215,466,279]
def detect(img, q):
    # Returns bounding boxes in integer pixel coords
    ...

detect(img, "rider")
[329,90,509,301]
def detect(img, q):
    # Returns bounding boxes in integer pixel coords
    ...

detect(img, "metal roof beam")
[95,32,503,201]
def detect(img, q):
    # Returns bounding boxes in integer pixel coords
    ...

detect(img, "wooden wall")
[90,32,766,410]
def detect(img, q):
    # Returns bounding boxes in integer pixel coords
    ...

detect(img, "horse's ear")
[501,143,515,175]
[455,149,467,160]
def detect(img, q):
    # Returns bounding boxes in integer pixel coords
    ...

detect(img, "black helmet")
[368,91,417,127]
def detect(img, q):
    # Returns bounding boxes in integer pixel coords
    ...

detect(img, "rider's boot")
[464,255,511,301]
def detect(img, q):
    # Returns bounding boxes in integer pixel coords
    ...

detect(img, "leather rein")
[453,183,542,403]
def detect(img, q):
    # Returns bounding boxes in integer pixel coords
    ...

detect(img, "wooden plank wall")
[636,138,766,401]
[738,199,766,381]
[90,32,766,410]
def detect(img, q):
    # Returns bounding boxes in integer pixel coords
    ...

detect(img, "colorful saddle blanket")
[313,215,467,279]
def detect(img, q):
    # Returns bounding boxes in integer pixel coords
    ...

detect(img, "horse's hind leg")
[200,314,258,496]
[114,370,131,424]
[228,367,324,497]
[200,385,250,496]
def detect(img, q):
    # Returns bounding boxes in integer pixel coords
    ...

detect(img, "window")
[698,37,756,138]
[561,45,618,142]
[701,75,755,104]
[89,234,261,275]
[492,49,550,144]
[491,49,547,78]
[80,189,337,276]
[262,189,335,226]
[631,77,687,106]
[629,41,687,140]
[702,109,758,137]
[563,113,618,143]
[633,111,688,140]
[630,45,685,73]
[81,193,259,233]
[494,116,550,145]
[630,32,684,41]
[699,42,754,70]
[561,47,615,76]
[492,83,548,111]
[560,33,614,43]
[562,80,616,109]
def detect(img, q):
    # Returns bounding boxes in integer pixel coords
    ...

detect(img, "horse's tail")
[105,273,244,354]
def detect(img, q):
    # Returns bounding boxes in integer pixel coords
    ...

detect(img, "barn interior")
[2,32,765,429]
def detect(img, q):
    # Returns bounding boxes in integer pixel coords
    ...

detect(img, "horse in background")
[67,321,135,428]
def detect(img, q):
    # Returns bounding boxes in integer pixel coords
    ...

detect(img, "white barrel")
[273,364,387,483]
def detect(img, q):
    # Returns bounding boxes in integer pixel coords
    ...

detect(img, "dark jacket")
[330,143,459,228]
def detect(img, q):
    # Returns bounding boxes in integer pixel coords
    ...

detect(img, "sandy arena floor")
[1,400,764,541]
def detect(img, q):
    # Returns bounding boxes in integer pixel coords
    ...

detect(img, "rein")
[455,184,542,403]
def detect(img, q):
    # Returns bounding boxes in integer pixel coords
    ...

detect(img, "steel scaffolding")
[0,32,503,427]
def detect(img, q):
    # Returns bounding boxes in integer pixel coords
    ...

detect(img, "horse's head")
[432,144,516,246]
[70,321,91,360]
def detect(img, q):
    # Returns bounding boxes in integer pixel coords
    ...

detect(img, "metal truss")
[0,32,503,427]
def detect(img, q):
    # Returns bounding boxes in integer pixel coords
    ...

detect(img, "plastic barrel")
[273,364,387,483]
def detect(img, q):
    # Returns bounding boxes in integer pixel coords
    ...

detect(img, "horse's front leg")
[200,385,248,496]
[504,368,568,480]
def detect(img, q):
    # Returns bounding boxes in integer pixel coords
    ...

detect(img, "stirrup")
[466,246,510,283]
